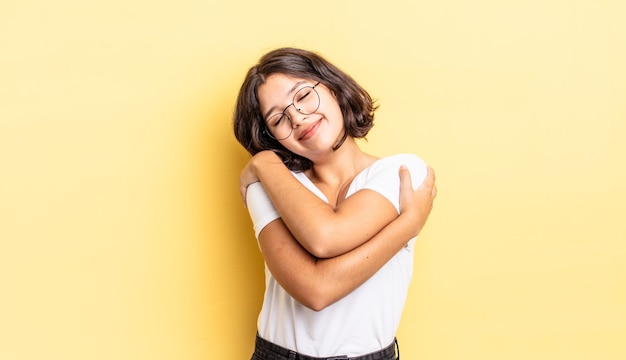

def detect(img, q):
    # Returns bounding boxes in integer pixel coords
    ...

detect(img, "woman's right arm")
[241,151,428,258]
[254,165,436,311]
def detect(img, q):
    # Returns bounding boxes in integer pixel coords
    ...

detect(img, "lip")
[297,119,321,141]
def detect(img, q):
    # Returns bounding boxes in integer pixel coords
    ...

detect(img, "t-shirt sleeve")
[246,182,280,239]
[360,154,428,213]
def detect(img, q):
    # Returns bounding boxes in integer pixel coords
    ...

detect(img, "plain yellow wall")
[1,1,624,359]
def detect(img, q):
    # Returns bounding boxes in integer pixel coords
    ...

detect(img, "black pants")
[251,334,399,360]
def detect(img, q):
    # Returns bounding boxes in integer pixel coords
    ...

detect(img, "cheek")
[329,106,346,128]
[319,95,343,120]
[329,96,349,122]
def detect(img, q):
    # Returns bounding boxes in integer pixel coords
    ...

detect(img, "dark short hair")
[233,48,378,172]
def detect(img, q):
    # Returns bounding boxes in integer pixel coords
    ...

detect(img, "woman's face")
[257,73,345,161]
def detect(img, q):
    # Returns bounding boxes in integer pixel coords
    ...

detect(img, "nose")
[286,106,307,128]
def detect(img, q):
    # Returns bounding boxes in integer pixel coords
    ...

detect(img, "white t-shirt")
[246,153,427,357]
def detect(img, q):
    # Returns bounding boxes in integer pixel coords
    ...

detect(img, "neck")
[306,138,376,187]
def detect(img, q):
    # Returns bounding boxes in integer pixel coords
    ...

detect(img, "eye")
[295,88,312,102]
[268,113,285,127]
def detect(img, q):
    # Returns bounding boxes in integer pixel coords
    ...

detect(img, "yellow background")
[1,0,624,359]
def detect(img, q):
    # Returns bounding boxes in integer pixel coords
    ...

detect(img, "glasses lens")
[293,86,320,115]
[266,113,292,140]
[265,84,320,140]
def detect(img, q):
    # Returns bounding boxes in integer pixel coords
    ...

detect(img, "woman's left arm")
[250,164,435,311]
[240,150,422,258]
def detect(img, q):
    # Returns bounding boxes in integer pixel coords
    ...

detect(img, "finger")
[418,166,435,190]
[425,166,435,185]
[399,165,413,191]
[428,167,437,198]
[240,185,248,208]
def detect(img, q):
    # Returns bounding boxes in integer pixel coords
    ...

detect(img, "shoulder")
[351,153,428,208]
[367,154,428,188]
[246,182,280,239]
[375,153,426,169]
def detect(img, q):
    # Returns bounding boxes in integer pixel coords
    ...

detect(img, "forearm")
[251,151,395,257]
[260,211,419,311]
[251,151,337,240]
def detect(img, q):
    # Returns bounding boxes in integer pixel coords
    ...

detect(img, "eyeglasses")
[265,82,321,140]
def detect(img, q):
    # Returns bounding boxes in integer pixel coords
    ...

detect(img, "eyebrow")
[263,80,308,121]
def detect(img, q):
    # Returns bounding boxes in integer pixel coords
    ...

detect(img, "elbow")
[295,281,338,311]
[303,228,340,259]
[299,299,325,312]
[308,302,329,312]
[299,294,333,312]
[307,244,335,259]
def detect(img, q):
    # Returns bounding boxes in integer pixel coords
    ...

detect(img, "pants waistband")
[252,334,399,360]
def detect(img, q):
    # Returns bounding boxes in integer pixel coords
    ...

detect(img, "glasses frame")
[264,81,321,140]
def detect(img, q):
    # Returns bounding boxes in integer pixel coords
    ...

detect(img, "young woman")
[234,47,437,360]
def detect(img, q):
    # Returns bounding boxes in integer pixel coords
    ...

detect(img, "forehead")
[257,74,309,111]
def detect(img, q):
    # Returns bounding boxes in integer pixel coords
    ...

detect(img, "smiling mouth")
[298,120,321,140]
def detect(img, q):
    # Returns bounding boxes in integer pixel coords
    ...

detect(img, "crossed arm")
[252,164,435,310]
[241,151,430,258]
[242,151,437,310]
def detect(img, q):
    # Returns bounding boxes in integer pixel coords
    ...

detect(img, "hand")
[239,150,283,207]
[398,165,437,237]
[239,159,260,207]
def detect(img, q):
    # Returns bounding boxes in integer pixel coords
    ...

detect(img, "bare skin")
[241,73,437,310]
[248,164,436,310]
